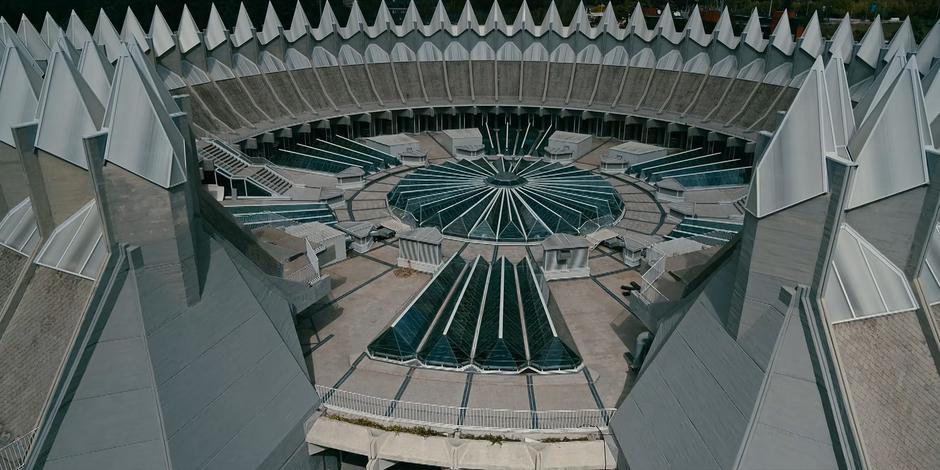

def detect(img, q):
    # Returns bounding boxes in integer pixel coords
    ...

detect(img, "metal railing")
[637,247,668,304]
[315,385,615,433]
[0,428,37,470]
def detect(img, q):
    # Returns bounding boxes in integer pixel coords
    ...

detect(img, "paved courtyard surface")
[298,132,737,414]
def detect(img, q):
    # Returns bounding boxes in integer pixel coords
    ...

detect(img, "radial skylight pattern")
[388,157,624,242]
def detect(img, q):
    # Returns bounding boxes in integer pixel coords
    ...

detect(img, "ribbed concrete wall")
[733,84,783,128]
[0,267,92,437]
[186,88,229,133]
[243,75,290,118]
[497,62,520,102]
[712,80,758,123]
[267,72,308,115]
[831,311,940,470]
[472,61,495,100]
[593,65,623,105]
[545,63,572,105]
[0,143,30,216]
[215,79,267,123]
[35,150,94,227]
[755,87,797,131]
[343,65,379,104]
[291,69,333,110]
[445,61,472,99]
[394,62,424,103]
[368,63,400,104]
[569,63,599,104]
[664,73,705,114]
[642,70,678,110]
[521,62,547,102]
[189,83,246,129]
[619,68,651,107]
[317,68,355,107]
[0,246,25,307]
[420,61,449,101]
[689,76,730,117]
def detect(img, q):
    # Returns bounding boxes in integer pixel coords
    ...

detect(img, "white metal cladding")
[846,60,932,210]
[825,57,856,155]
[443,42,468,61]
[92,11,121,63]
[150,6,175,57]
[177,5,201,54]
[823,224,917,323]
[682,53,710,74]
[120,7,149,53]
[602,46,628,67]
[233,53,261,76]
[389,43,415,63]
[399,237,442,267]
[34,44,104,170]
[364,44,389,64]
[204,4,228,50]
[78,41,114,105]
[416,42,442,62]
[920,224,940,305]
[799,13,825,58]
[18,15,49,62]
[496,42,521,62]
[312,47,338,67]
[258,2,283,45]
[285,48,312,70]
[576,44,601,65]
[286,1,311,42]
[66,11,93,51]
[102,46,186,189]
[0,44,42,147]
[746,58,830,218]
[35,199,107,280]
[470,42,495,61]
[549,43,575,64]
[232,3,255,48]
[855,16,884,68]
[0,198,39,255]
[629,48,655,68]
[259,51,286,73]
[523,43,549,62]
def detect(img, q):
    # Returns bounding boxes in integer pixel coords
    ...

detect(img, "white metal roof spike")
[568,2,594,38]
[770,10,794,54]
[483,0,505,35]
[286,1,311,41]
[825,56,856,156]
[121,7,150,53]
[712,7,737,49]
[93,9,122,62]
[34,44,104,169]
[401,0,420,33]
[798,12,824,58]
[456,0,479,35]
[344,0,365,36]
[66,11,93,50]
[232,3,256,47]
[854,52,905,124]
[543,2,564,37]
[372,0,393,36]
[655,4,680,43]
[177,5,202,54]
[150,6,175,57]
[628,3,651,41]
[427,0,450,35]
[512,0,531,34]
[0,44,43,147]
[684,6,708,46]
[102,50,186,188]
[205,3,229,50]
[746,57,832,218]
[600,2,621,38]
[78,41,114,104]
[259,2,283,44]
[916,21,940,73]
[829,14,854,62]
[856,15,884,68]
[885,17,915,63]
[18,15,50,61]
[741,8,766,52]
[317,2,339,39]
[847,59,932,209]
[41,13,63,47]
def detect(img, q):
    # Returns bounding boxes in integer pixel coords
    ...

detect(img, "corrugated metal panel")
[0,198,39,255]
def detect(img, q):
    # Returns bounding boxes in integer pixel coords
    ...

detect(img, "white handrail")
[315,385,615,433]
[0,428,37,470]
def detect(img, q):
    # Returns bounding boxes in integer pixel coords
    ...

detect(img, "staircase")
[201,140,293,197]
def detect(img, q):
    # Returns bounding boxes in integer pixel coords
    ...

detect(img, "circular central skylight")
[388,157,624,243]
